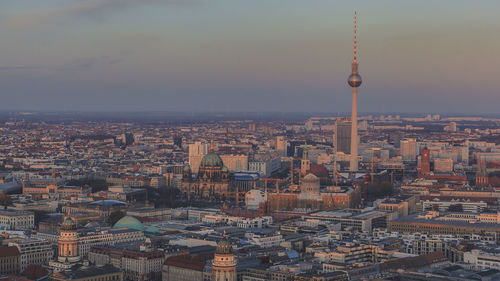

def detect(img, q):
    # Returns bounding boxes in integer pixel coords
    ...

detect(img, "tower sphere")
[348,73,362,88]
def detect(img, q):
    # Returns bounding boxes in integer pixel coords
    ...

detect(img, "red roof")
[0,246,20,257]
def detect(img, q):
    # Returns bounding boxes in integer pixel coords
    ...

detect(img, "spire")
[210,140,214,152]
[354,11,357,63]
[348,11,361,84]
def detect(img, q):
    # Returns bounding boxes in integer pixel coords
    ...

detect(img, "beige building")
[401,138,417,162]
[220,154,248,172]
[276,136,287,157]
[434,158,453,173]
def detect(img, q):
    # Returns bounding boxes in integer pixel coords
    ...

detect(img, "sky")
[0,0,499,114]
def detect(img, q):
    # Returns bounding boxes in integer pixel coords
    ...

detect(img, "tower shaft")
[350,87,358,171]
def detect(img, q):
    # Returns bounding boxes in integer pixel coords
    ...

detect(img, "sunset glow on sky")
[0,0,499,113]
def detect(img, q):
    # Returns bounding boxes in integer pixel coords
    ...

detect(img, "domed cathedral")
[212,231,236,281]
[181,143,230,201]
[58,212,80,264]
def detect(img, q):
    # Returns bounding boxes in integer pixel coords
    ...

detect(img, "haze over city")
[1,0,499,113]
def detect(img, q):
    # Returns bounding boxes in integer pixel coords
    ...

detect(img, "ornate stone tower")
[58,212,80,263]
[212,231,236,281]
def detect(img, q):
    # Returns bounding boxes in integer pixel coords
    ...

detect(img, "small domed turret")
[61,214,77,231]
[216,231,233,254]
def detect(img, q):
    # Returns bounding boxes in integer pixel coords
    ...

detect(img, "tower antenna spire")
[354,11,357,63]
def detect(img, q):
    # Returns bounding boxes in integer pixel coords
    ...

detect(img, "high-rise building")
[212,232,237,281]
[334,119,352,154]
[401,138,417,162]
[347,12,362,171]
[276,136,287,157]
[188,141,209,173]
[419,147,431,176]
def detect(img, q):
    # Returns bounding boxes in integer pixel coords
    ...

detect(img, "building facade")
[0,209,34,230]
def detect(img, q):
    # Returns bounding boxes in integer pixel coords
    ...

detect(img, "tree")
[0,191,12,209]
[108,210,126,226]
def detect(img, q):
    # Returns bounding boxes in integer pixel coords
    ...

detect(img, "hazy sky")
[0,0,499,114]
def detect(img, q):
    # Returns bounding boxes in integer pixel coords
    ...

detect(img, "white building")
[422,200,487,213]
[202,214,273,229]
[0,210,34,230]
[245,189,267,210]
[465,249,500,270]
[248,157,280,177]
[9,238,54,271]
[245,232,283,248]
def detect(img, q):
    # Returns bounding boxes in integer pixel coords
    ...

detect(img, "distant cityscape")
[1,10,500,281]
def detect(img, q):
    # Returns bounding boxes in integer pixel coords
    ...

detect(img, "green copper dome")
[145,226,161,234]
[61,215,77,231]
[200,152,223,167]
[216,236,233,254]
[113,216,144,231]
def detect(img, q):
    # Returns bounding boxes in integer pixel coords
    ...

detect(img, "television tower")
[348,11,362,171]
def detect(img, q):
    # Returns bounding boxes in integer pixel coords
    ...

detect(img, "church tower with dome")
[212,231,237,281]
[181,142,230,201]
[58,212,80,263]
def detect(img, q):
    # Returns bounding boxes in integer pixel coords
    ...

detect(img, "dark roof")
[391,214,500,229]
[50,265,121,279]
[380,252,447,272]
[164,254,212,271]
[309,164,329,178]
[21,264,49,279]
[0,246,20,257]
